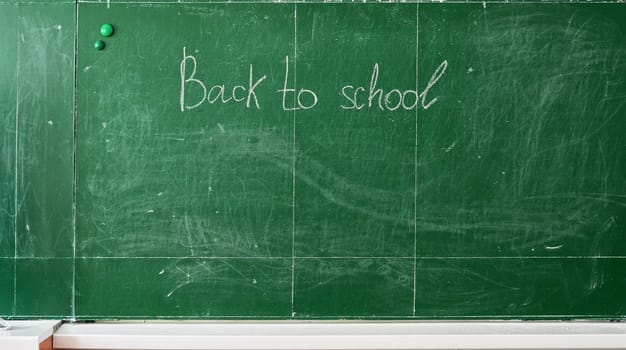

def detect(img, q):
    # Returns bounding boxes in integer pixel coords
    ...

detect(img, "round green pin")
[94,40,105,51]
[100,23,114,37]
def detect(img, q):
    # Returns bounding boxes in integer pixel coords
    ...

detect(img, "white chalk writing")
[179,47,448,113]
[179,47,267,112]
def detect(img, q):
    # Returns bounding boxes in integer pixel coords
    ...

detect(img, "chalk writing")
[278,55,319,111]
[179,47,448,113]
[340,60,448,111]
[179,47,267,112]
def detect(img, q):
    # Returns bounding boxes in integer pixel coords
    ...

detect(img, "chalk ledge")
[0,320,61,350]
[53,321,626,350]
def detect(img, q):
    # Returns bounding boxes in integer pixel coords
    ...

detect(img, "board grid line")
[413,2,419,318]
[71,0,80,321]
[61,256,626,259]
[13,7,20,315]
[77,1,626,4]
[291,2,298,318]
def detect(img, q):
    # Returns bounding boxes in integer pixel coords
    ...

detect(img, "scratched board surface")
[0,0,75,318]
[71,1,626,319]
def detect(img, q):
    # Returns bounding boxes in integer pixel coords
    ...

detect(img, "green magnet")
[100,24,114,37]
[94,40,105,51]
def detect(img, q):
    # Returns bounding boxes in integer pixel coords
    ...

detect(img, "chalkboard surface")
[1,1,626,320]
[1,0,74,318]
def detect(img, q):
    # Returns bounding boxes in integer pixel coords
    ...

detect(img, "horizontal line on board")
[0,1,74,3]
[2,256,624,260]
[75,1,626,4]
[1,257,73,259]
[73,256,409,259]
[6,316,68,319]
[84,256,626,259]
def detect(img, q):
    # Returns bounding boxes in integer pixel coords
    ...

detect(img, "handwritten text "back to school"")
[179,47,448,113]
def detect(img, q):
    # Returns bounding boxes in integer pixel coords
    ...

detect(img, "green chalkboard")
[73,1,626,319]
[0,0,74,318]
[1,1,626,320]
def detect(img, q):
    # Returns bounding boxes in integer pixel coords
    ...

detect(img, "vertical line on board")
[413,3,419,317]
[291,3,297,317]
[14,5,20,316]
[71,2,80,321]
